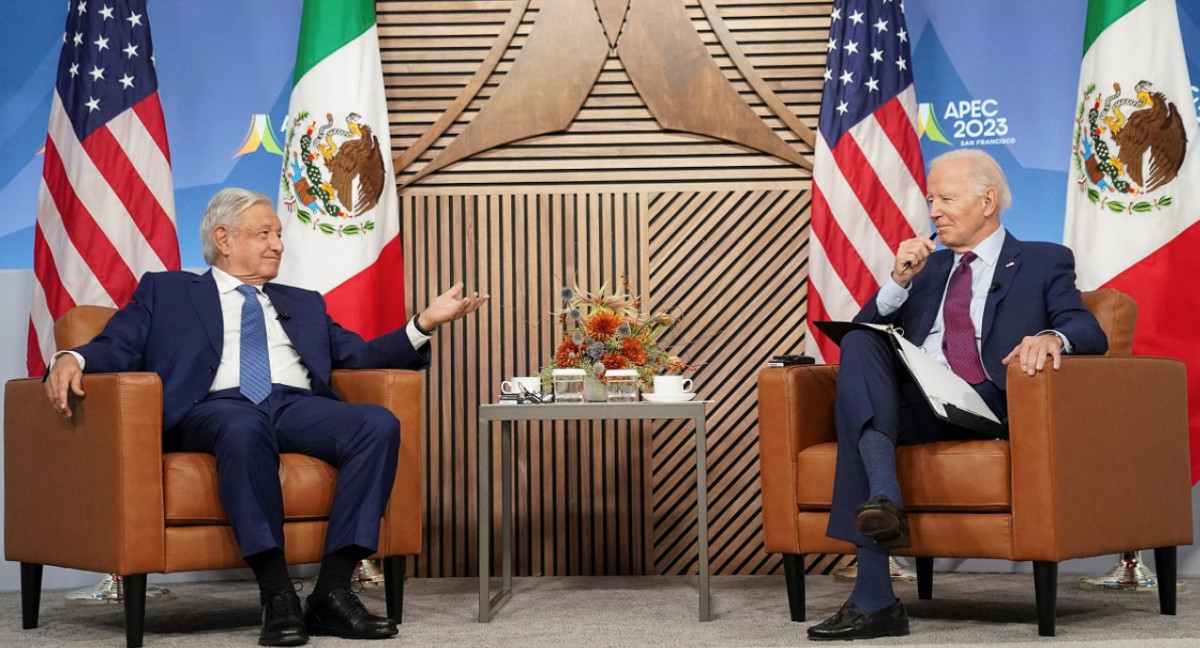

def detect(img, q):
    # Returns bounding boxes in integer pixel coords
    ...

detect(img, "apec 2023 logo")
[918,99,1015,147]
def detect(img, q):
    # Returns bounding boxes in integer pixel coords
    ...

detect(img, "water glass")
[604,369,639,402]
[552,368,586,403]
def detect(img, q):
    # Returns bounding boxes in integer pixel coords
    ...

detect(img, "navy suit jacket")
[74,270,431,430]
[853,233,1107,391]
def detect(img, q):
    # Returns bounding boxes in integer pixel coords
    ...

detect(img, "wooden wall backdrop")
[379,0,851,578]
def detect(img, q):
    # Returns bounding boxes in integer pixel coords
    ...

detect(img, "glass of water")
[552,368,586,403]
[604,369,639,403]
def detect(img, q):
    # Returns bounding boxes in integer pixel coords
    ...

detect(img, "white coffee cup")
[501,376,542,395]
[654,375,693,394]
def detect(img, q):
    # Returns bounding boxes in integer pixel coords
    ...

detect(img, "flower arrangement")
[539,276,692,389]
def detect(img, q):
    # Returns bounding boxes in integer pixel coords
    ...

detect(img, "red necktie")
[942,252,986,384]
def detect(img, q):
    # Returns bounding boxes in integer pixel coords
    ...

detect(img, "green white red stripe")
[1063,0,1200,482]
[276,0,405,339]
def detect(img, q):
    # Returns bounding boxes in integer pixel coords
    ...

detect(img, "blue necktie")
[236,284,271,404]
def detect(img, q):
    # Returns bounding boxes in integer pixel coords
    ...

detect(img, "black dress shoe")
[305,588,398,639]
[807,599,909,641]
[259,589,308,646]
[853,495,911,549]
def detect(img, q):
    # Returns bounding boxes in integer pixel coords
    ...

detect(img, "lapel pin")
[1005,261,1015,268]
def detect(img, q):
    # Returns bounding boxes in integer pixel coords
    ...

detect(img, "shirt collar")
[958,226,1006,269]
[211,266,261,295]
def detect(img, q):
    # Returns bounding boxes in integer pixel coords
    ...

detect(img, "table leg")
[502,421,513,595]
[478,416,491,621]
[695,414,711,621]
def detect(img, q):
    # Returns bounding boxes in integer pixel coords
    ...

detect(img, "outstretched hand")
[417,283,489,331]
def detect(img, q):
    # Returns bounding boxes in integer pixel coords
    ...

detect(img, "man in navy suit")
[807,150,1107,641]
[44,188,487,647]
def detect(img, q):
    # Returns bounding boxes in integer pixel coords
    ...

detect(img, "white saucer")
[642,392,696,403]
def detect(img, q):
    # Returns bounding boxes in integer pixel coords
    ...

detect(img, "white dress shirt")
[209,266,312,392]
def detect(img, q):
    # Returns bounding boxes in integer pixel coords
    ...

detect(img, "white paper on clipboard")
[813,321,1003,436]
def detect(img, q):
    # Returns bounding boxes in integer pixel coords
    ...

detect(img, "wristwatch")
[1038,330,1066,348]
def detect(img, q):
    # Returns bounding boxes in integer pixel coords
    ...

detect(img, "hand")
[44,353,86,418]
[417,283,490,331]
[891,236,937,286]
[1001,333,1064,377]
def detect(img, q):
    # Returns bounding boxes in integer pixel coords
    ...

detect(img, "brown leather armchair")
[5,306,424,648]
[757,289,1192,636]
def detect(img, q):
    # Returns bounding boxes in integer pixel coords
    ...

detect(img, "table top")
[478,400,710,422]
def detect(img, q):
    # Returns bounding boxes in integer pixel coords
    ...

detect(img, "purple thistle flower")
[572,332,585,346]
[568,308,583,321]
[616,323,631,338]
[587,340,605,359]
[560,287,575,301]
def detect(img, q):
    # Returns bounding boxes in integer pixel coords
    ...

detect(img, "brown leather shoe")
[853,495,911,549]
[807,599,909,641]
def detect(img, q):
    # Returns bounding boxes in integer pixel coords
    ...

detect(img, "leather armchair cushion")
[164,453,337,525]
[795,439,1012,512]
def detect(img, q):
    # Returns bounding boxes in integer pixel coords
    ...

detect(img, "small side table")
[476,400,712,622]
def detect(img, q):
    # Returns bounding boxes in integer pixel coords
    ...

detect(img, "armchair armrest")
[4,373,166,575]
[757,364,839,553]
[1007,356,1193,561]
[330,369,423,556]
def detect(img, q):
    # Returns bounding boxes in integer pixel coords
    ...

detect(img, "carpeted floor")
[2,573,1197,647]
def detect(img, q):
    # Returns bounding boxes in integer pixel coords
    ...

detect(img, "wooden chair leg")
[20,562,43,629]
[1033,561,1057,637]
[1154,546,1177,615]
[123,574,147,648]
[782,553,805,622]
[383,555,406,623]
[915,557,933,600]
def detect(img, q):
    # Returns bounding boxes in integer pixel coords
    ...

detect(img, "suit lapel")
[263,284,302,351]
[981,233,1022,342]
[190,271,223,356]
[908,252,953,343]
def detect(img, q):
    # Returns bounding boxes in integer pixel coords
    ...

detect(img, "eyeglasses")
[517,384,547,404]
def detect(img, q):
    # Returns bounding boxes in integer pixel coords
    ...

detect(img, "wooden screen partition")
[382,0,838,577]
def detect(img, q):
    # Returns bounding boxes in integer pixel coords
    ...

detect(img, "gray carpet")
[3,573,1198,647]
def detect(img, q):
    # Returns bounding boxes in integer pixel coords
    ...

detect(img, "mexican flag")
[1064,0,1200,481]
[277,0,405,340]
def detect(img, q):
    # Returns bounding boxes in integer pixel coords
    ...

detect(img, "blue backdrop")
[1,1,1198,268]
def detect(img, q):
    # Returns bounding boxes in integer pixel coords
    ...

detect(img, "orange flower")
[585,310,622,341]
[620,337,647,365]
[600,353,630,370]
[555,339,580,367]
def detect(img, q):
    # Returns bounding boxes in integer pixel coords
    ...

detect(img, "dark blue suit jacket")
[74,270,431,430]
[853,233,1107,390]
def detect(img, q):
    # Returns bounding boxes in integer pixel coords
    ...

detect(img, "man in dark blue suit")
[44,188,487,647]
[807,150,1107,641]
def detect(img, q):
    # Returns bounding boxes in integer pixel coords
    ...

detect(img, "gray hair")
[928,148,1012,213]
[199,188,274,265]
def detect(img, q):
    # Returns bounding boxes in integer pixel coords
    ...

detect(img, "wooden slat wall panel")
[381,0,837,577]
[402,193,655,578]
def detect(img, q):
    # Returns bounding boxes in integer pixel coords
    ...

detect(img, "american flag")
[28,0,179,375]
[806,0,930,363]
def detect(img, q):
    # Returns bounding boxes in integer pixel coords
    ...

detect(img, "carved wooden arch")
[398,0,814,186]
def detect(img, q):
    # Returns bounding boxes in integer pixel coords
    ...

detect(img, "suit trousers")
[165,384,400,558]
[827,330,1007,550]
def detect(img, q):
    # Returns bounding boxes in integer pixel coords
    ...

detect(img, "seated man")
[44,188,487,647]
[807,149,1107,641]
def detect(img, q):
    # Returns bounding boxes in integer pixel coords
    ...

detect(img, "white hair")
[198,188,274,265]
[928,148,1012,213]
